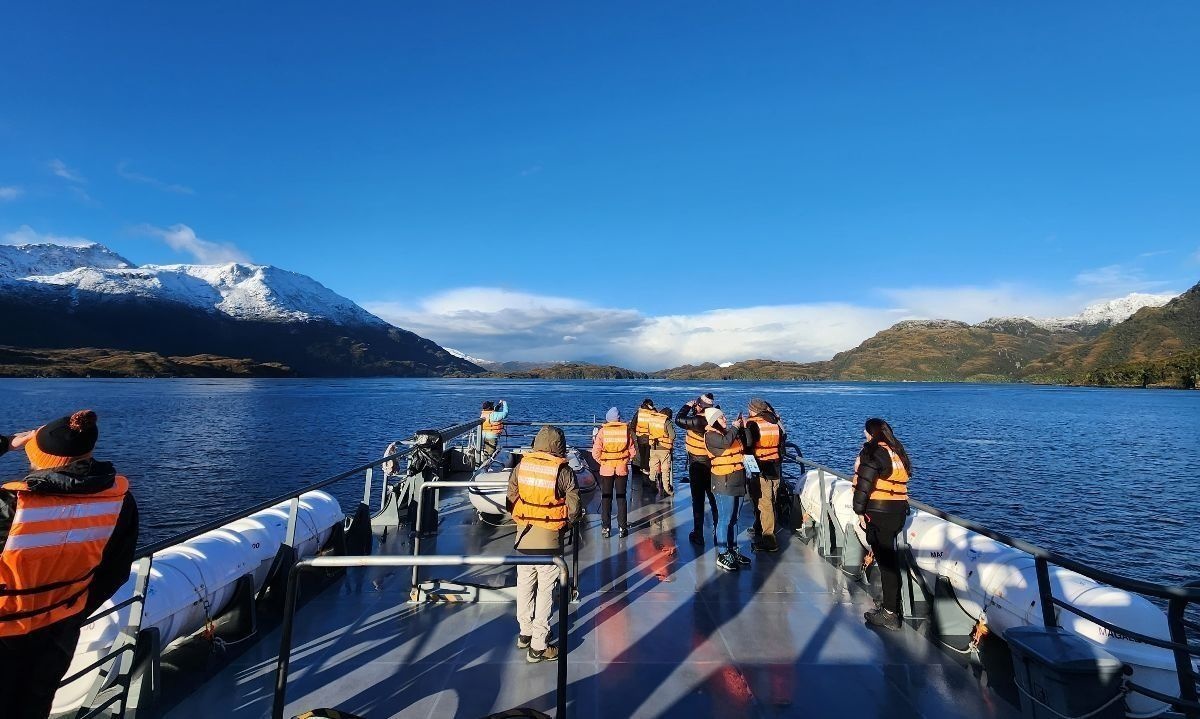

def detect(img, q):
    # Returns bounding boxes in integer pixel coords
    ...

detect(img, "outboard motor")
[406,430,444,536]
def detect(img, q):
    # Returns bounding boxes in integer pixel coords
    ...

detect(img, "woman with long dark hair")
[852,417,912,630]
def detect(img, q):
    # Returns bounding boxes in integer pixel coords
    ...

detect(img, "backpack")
[774,480,797,528]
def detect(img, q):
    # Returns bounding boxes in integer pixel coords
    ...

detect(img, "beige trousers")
[750,475,779,537]
[649,449,673,494]
[516,563,559,651]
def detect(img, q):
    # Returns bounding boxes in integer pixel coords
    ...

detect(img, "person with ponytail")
[0,410,139,719]
[852,417,911,631]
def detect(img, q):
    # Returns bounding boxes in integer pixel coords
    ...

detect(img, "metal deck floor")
[161,481,1023,719]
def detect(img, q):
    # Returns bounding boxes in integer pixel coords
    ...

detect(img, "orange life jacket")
[0,476,129,637]
[599,422,631,461]
[512,452,568,531]
[869,443,910,502]
[706,433,745,477]
[634,408,663,438]
[685,428,707,457]
[748,417,781,461]
[646,412,670,449]
[481,410,504,438]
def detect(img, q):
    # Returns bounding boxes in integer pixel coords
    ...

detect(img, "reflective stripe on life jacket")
[706,434,745,477]
[481,410,504,438]
[869,443,910,502]
[635,408,663,438]
[748,417,781,461]
[512,452,568,531]
[599,422,631,461]
[0,476,129,637]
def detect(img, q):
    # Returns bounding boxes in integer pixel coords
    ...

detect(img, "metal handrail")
[410,479,511,589]
[272,555,571,719]
[782,444,1200,713]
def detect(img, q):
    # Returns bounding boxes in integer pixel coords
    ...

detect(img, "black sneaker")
[527,644,560,663]
[733,550,752,566]
[864,608,902,631]
[763,535,780,553]
[688,531,704,547]
[516,634,531,649]
[618,526,629,538]
[601,527,611,538]
[716,551,739,572]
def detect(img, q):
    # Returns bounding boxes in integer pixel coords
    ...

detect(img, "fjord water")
[1,379,1196,590]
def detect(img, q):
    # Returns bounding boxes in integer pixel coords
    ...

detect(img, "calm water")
[1,379,1196,589]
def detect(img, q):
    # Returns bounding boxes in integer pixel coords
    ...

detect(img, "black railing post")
[1034,557,1057,628]
[1167,592,1200,718]
[272,562,303,719]
[556,557,570,718]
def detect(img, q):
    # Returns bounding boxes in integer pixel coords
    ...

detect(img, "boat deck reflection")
[161,480,1022,718]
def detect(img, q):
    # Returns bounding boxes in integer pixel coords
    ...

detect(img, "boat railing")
[781,442,1200,717]
[272,554,571,719]
[61,418,482,719]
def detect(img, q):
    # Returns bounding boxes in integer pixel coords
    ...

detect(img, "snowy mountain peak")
[1,242,387,327]
[0,242,133,279]
[446,348,496,366]
[984,292,1176,332]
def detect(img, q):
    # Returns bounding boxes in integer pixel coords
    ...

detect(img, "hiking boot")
[864,608,902,631]
[516,634,531,649]
[753,535,779,553]
[601,527,611,538]
[618,526,629,538]
[733,550,752,566]
[688,531,704,547]
[716,551,739,572]
[527,644,560,663]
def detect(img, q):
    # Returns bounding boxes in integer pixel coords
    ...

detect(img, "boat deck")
[160,479,1023,719]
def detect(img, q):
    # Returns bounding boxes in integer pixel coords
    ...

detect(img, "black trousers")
[865,510,907,614]
[600,472,628,529]
[0,616,84,719]
[687,455,718,535]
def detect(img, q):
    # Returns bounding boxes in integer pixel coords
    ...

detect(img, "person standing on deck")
[0,411,139,719]
[648,408,675,501]
[852,417,912,631]
[508,424,580,663]
[591,408,636,538]
[704,408,750,572]
[480,399,508,460]
[744,399,785,553]
[632,398,660,481]
[675,393,718,547]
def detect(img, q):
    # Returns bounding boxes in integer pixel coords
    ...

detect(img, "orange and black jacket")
[743,411,786,478]
[674,405,710,462]
[0,456,139,621]
[852,442,908,515]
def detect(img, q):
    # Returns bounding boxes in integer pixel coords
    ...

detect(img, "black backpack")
[774,480,796,528]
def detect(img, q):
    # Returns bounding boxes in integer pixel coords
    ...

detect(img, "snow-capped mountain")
[445,348,496,366]
[983,293,1176,333]
[2,243,386,326]
[0,242,481,377]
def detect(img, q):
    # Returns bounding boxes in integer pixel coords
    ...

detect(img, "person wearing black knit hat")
[0,410,139,719]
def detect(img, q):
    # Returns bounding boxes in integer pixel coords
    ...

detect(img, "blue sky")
[2,3,1198,367]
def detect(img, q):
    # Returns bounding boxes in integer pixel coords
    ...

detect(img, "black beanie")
[35,410,99,458]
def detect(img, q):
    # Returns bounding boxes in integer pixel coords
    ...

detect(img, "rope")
[1013,681,1126,719]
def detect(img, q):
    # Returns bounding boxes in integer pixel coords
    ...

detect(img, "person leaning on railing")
[0,411,139,719]
[851,417,912,632]
[506,424,580,664]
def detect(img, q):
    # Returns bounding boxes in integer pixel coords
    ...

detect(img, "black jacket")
[704,425,747,497]
[852,442,908,515]
[1,456,140,616]
[674,405,709,460]
[743,412,786,479]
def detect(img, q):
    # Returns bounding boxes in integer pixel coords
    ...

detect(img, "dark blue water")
[1,379,1196,589]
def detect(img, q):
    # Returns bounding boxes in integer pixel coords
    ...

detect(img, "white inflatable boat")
[52,491,343,715]
[467,448,596,519]
[799,469,1194,718]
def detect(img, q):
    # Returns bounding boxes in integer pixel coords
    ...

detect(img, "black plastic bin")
[1006,626,1126,719]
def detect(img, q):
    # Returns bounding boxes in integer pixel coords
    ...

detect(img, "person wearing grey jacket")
[506,425,580,663]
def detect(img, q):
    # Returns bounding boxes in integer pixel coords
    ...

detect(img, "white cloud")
[116,161,194,195]
[48,159,85,183]
[135,223,249,264]
[1073,263,1171,294]
[366,289,899,370]
[1,224,93,247]
[0,186,23,201]
[879,284,1079,323]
